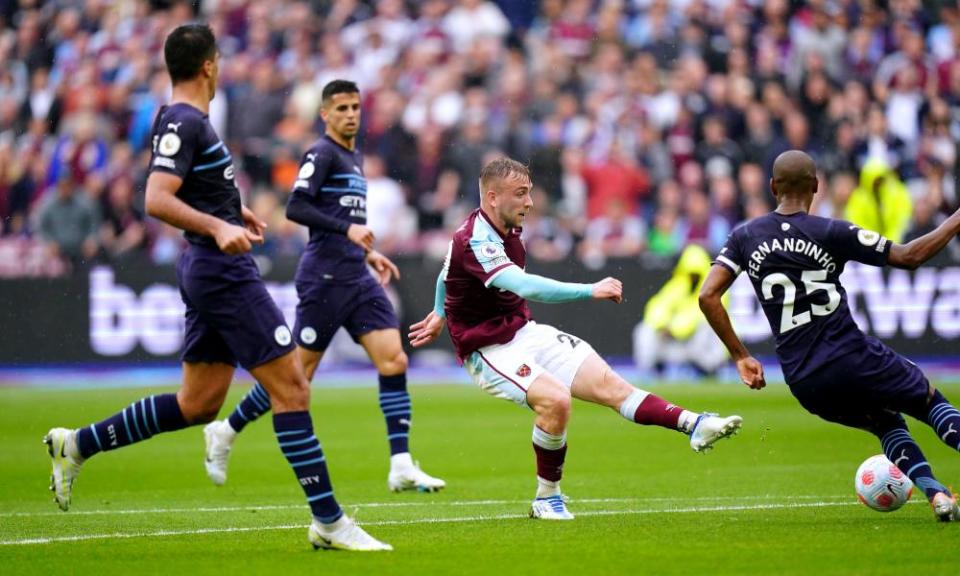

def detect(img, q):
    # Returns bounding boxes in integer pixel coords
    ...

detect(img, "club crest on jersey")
[158,133,181,156]
[298,162,315,179]
[516,364,531,377]
[300,327,317,345]
[274,326,292,346]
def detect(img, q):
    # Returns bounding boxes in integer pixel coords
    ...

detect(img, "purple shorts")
[293,274,399,351]
[176,245,294,369]
[789,336,931,429]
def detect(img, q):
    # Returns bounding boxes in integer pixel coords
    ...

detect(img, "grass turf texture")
[1,382,959,576]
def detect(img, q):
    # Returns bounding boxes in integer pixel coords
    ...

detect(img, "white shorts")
[464,321,596,408]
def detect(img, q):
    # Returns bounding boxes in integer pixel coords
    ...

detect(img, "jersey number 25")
[761,270,840,334]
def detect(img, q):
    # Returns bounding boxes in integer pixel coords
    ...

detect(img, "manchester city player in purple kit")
[409,157,742,520]
[43,25,391,550]
[700,150,960,521]
[203,80,444,493]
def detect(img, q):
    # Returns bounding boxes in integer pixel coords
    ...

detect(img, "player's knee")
[274,374,311,411]
[598,370,632,407]
[378,349,408,375]
[179,397,222,425]
[538,388,571,424]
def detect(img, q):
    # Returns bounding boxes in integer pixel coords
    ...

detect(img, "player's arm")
[287,190,373,250]
[489,266,622,304]
[285,148,374,250]
[887,208,960,270]
[366,249,400,285]
[145,172,260,254]
[409,269,447,348]
[698,264,766,389]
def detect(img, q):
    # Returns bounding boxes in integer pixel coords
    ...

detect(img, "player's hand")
[241,205,267,241]
[367,250,401,285]
[736,356,766,390]
[591,277,623,303]
[214,222,256,254]
[408,310,446,348]
[347,224,375,251]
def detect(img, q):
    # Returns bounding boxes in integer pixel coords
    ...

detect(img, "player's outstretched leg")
[44,393,189,510]
[875,418,959,522]
[572,354,741,453]
[922,390,960,520]
[925,389,960,452]
[203,383,271,485]
[619,389,742,452]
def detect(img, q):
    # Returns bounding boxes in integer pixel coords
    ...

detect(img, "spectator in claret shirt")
[581,141,649,220]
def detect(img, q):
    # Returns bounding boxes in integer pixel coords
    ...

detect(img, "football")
[855,455,914,512]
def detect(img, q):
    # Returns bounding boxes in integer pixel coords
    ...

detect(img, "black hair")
[164,23,217,84]
[322,79,360,103]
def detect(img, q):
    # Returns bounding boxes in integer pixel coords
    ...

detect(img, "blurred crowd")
[3,0,960,277]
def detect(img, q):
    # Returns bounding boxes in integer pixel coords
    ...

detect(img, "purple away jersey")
[442,208,531,361]
[714,212,891,383]
[147,103,242,248]
[148,102,293,369]
[292,135,368,284]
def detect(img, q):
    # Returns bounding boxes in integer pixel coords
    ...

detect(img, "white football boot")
[43,427,84,511]
[689,413,743,453]
[931,492,960,522]
[529,495,575,520]
[203,420,236,486]
[387,457,446,493]
[308,515,393,551]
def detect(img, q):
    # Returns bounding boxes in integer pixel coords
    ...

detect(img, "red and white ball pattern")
[855,455,913,512]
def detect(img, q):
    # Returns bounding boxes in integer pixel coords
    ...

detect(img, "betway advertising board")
[0,259,958,364]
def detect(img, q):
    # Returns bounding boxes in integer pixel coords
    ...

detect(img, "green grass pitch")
[1,381,959,575]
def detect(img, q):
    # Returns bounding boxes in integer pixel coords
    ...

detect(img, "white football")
[855,454,913,512]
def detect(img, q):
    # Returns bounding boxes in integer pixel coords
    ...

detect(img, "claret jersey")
[715,212,891,382]
[441,208,531,361]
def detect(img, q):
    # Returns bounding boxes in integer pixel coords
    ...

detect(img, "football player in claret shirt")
[409,157,742,520]
[43,24,390,551]
[699,150,960,521]
[203,80,444,494]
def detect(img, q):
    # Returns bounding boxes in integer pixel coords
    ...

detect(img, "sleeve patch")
[716,254,741,275]
[153,157,177,169]
[298,162,315,179]
[473,241,510,273]
[857,229,881,247]
[158,133,182,156]
[480,243,505,259]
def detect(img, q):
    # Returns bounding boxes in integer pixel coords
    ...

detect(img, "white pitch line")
[0,494,847,518]
[0,499,885,546]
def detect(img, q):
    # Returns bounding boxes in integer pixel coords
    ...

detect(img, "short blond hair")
[479,157,530,193]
